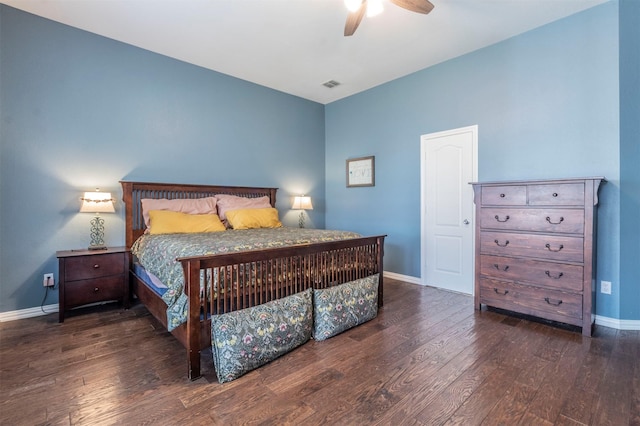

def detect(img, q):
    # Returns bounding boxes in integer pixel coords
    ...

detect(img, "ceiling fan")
[344,0,435,36]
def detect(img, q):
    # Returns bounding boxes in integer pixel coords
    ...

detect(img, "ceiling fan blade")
[344,1,367,36]
[389,0,434,14]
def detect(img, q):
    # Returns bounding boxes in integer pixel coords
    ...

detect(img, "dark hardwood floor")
[1,278,638,425]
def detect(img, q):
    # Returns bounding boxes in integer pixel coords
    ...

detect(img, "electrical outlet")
[601,280,612,295]
[43,273,54,287]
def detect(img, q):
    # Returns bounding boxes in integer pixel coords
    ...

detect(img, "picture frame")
[346,156,375,187]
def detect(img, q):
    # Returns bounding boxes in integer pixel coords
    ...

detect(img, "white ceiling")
[3,0,609,104]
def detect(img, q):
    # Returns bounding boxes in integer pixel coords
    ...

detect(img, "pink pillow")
[141,197,218,229]
[215,194,272,222]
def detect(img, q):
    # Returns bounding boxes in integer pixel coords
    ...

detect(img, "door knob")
[463,219,470,225]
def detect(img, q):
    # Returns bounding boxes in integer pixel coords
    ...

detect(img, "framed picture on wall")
[346,156,375,187]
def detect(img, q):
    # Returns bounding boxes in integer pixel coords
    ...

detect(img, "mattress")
[132,262,167,297]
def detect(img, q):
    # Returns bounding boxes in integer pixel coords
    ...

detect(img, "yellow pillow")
[225,208,283,230]
[148,210,226,234]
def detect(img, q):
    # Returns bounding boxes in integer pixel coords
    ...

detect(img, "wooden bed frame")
[121,181,386,380]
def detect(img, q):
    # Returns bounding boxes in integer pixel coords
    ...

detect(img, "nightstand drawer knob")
[93,264,100,269]
[94,287,99,292]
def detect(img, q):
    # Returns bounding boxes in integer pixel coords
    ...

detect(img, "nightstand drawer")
[64,276,124,309]
[64,253,125,281]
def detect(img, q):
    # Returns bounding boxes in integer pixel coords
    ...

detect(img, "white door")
[420,125,477,294]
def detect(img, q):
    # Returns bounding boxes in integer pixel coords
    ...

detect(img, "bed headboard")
[120,181,278,248]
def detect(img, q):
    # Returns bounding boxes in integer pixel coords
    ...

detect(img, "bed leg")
[185,258,203,381]
[188,348,201,381]
[377,236,385,308]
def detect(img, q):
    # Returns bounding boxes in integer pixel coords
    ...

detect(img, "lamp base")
[88,215,107,250]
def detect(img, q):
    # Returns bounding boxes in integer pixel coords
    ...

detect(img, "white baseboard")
[595,315,640,330]
[383,270,422,285]
[0,304,58,322]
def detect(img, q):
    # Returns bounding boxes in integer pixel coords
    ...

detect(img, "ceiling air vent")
[322,80,340,88]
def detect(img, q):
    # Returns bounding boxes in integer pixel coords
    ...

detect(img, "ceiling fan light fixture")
[367,0,383,17]
[344,0,363,13]
[344,0,434,36]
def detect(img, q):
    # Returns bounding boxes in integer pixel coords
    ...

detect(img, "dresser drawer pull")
[500,193,506,198]
[493,264,510,272]
[544,297,563,306]
[494,239,510,247]
[546,216,564,225]
[545,271,564,279]
[545,243,564,252]
[493,288,509,296]
[494,215,510,223]
[93,287,99,292]
[93,264,100,269]
[553,192,558,197]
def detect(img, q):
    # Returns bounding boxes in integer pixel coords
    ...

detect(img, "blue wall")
[2,2,637,321]
[619,0,640,320]
[326,2,626,318]
[0,5,325,312]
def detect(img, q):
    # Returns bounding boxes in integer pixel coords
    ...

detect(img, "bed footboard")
[179,235,385,380]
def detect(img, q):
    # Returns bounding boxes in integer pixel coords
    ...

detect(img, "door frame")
[420,125,478,293]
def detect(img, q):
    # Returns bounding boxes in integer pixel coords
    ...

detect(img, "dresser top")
[469,177,605,186]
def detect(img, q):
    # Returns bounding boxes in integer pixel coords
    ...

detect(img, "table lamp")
[292,195,313,228]
[80,189,115,250]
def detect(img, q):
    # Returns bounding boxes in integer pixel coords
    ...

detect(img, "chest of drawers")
[471,177,604,336]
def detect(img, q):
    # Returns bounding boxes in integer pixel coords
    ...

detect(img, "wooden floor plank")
[0,278,637,425]
[312,311,483,423]
[482,381,538,425]
[519,329,590,423]
[407,323,512,424]
[591,328,635,426]
[442,364,521,426]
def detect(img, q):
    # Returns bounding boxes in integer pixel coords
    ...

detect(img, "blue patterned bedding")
[131,227,361,331]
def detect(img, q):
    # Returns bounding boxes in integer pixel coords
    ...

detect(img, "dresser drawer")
[64,276,124,309]
[64,253,125,281]
[528,183,584,206]
[480,255,584,292]
[480,231,584,262]
[479,278,583,321]
[481,185,527,206]
[479,208,584,233]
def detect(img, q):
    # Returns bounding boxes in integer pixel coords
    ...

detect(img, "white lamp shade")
[292,196,313,210]
[80,191,115,213]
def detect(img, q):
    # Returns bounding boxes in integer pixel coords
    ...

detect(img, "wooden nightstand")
[56,246,130,322]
